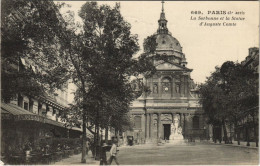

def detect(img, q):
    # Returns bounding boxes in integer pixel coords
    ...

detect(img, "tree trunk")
[115,128,118,140]
[229,124,233,144]
[234,122,240,145]
[93,125,97,157]
[96,123,100,160]
[252,114,258,147]
[115,128,120,144]
[222,119,228,144]
[81,89,87,163]
[105,126,108,143]
[246,123,250,146]
[117,129,120,145]
[213,126,216,143]
[80,75,88,163]
[219,127,222,144]
[100,128,103,144]
[81,111,87,163]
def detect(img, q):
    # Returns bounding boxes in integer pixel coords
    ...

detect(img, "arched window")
[193,116,200,129]
[134,116,141,129]
[162,77,171,94]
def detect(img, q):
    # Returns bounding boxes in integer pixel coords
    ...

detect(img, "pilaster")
[157,113,161,142]
[149,113,152,138]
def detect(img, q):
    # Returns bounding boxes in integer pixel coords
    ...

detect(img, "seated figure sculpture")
[169,116,185,144]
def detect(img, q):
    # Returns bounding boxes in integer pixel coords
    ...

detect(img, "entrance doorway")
[163,124,171,140]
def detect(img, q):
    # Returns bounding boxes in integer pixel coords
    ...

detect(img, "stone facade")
[125,3,207,144]
[241,47,259,73]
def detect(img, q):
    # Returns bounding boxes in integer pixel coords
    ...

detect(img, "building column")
[158,77,162,97]
[157,113,161,142]
[145,110,147,140]
[149,113,152,138]
[183,113,186,138]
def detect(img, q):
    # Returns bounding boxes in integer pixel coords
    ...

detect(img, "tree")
[56,2,156,162]
[1,0,94,162]
[199,60,259,146]
[222,62,258,146]
[199,67,229,143]
[1,0,70,102]
[77,1,157,157]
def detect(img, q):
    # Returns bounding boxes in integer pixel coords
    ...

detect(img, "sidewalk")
[53,153,100,165]
[204,140,258,150]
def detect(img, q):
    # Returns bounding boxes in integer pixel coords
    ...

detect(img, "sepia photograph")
[1,0,259,165]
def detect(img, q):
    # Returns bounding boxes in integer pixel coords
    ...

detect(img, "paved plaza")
[113,143,259,165]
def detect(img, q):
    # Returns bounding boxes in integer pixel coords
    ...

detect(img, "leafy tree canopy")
[1,0,70,102]
[199,61,258,126]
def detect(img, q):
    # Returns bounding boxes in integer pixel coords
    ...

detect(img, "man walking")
[100,143,109,165]
[109,140,119,165]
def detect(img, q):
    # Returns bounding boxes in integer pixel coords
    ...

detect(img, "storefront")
[1,102,82,156]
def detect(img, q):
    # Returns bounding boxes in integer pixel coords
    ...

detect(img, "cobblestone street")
[114,143,258,165]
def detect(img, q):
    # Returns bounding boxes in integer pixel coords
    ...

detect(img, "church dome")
[155,33,182,52]
[155,2,182,53]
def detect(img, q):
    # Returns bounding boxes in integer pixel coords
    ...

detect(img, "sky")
[58,1,259,102]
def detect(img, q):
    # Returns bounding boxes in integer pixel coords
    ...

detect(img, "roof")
[155,33,182,52]
[155,61,192,72]
[39,92,68,109]
[1,102,35,116]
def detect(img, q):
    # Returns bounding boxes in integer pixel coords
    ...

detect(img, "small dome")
[155,34,182,52]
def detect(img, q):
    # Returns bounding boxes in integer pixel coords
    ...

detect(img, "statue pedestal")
[169,117,186,145]
[169,133,186,145]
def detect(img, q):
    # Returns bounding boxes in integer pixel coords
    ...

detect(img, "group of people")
[101,140,119,165]
[86,139,120,165]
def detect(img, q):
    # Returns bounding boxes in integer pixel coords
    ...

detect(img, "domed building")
[123,2,208,145]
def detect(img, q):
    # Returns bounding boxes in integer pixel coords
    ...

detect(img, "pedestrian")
[100,143,108,165]
[109,140,119,165]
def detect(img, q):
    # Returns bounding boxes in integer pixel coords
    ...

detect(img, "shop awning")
[69,126,94,138]
[1,103,81,132]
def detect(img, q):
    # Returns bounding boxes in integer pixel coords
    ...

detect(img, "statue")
[177,126,182,134]
[175,84,180,93]
[153,84,158,93]
[169,115,185,144]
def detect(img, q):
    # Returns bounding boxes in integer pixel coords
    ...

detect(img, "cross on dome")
[161,0,164,12]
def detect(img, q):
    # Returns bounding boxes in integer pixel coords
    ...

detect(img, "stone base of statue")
[169,126,186,145]
[169,134,186,145]
[169,116,186,145]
